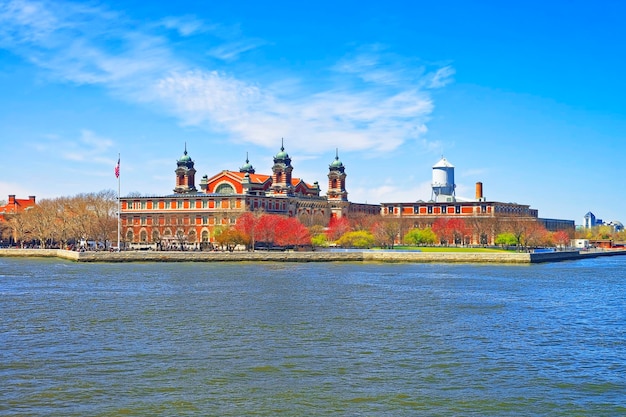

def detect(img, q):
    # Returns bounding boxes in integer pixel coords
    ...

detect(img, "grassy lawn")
[389,246,512,253]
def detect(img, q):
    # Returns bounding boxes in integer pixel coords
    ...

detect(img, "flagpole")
[117,153,121,251]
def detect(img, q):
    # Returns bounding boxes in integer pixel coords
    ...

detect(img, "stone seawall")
[3,248,622,263]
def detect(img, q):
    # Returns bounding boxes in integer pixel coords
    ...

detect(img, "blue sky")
[1,0,624,225]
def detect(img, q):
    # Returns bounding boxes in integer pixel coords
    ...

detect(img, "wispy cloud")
[62,130,114,162]
[0,0,453,155]
[159,15,206,37]
[207,39,267,61]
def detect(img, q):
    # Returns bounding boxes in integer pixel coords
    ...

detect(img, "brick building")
[380,157,574,245]
[0,195,37,244]
[120,145,379,248]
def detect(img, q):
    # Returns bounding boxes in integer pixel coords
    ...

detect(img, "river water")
[1,257,625,416]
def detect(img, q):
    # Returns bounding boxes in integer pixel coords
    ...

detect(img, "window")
[455,205,461,214]
[165,201,171,209]
[428,206,433,214]
[141,201,146,210]
[216,183,235,194]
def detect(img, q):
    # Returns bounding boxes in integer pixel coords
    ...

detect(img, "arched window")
[126,230,134,242]
[140,230,147,242]
[216,183,235,194]
[152,230,160,242]
[201,230,209,242]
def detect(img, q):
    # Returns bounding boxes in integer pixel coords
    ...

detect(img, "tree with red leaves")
[552,230,571,250]
[275,217,311,247]
[432,217,470,246]
[253,214,281,248]
[326,216,351,241]
[234,212,258,250]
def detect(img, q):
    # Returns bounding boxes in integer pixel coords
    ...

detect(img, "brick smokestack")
[475,182,483,200]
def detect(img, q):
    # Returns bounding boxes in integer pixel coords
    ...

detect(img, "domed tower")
[239,152,255,174]
[173,144,197,194]
[431,157,456,202]
[327,149,348,202]
[270,139,293,196]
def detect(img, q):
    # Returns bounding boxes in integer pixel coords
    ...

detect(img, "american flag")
[115,157,120,178]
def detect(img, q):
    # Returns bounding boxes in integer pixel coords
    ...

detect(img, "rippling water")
[1,257,625,416]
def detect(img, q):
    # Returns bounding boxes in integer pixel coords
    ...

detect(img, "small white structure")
[431,157,456,202]
[571,239,589,249]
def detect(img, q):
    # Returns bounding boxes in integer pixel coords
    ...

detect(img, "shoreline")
[2,248,625,263]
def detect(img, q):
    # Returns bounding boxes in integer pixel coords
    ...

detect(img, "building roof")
[433,157,454,168]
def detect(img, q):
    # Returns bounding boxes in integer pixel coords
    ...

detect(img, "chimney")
[475,182,483,201]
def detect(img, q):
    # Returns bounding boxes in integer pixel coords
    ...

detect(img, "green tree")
[495,232,517,248]
[311,233,329,247]
[404,227,437,246]
[336,230,375,248]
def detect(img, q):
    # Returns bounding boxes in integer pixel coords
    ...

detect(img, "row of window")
[127,199,242,210]
[385,205,489,214]
[128,229,212,243]
[131,215,237,226]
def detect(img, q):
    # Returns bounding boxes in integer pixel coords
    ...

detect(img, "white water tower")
[431,157,456,202]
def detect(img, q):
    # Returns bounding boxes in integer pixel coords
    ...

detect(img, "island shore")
[2,248,625,263]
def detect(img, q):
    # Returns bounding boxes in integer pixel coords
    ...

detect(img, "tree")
[214,227,249,252]
[336,230,376,248]
[404,227,437,246]
[254,214,282,248]
[24,199,57,248]
[175,229,187,250]
[502,216,544,251]
[372,217,402,248]
[297,210,327,228]
[326,216,350,241]
[311,233,329,247]
[432,218,470,246]
[495,232,517,248]
[467,216,497,246]
[87,190,118,249]
[275,217,311,247]
[347,212,379,232]
[234,212,258,250]
[6,213,31,248]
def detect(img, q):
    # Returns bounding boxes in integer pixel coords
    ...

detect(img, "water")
[1,257,625,416]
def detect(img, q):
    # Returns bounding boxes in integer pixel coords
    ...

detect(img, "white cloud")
[0,0,452,157]
[207,39,267,61]
[429,65,455,88]
[160,15,206,37]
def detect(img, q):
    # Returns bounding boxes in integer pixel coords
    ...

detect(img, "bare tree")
[24,199,57,248]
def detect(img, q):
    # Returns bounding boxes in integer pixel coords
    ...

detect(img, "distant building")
[583,211,623,232]
[119,145,379,248]
[0,195,37,245]
[0,195,36,222]
[584,212,599,228]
